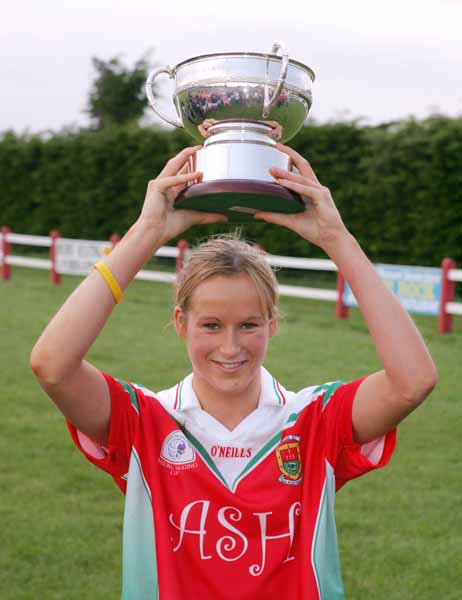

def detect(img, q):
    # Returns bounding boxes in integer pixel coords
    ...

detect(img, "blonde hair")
[175,235,279,319]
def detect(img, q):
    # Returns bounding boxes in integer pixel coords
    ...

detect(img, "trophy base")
[175,179,304,223]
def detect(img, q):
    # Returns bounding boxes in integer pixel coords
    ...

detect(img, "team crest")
[161,430,196,465]
[276,435,303,485]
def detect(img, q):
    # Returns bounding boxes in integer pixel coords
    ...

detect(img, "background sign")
[55,238,110,275]
[343,264,442,315]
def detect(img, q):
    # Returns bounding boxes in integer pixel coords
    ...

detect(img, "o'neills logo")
[210,445,253,459]
[159,431,197,474]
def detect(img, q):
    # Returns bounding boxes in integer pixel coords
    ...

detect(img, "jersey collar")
[173,366,287,411]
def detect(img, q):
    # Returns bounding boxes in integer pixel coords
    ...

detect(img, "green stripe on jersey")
[313,381,346,410]
[116,378,140,414]
[232,408,307,491]
[174,420,229,488]
[233,430,283,490]
[272,377,284,405]
[312,461,344,599]
[177,379,184,410]
[122,448,158,598]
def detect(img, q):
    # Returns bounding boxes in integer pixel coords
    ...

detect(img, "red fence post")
[438,257,456,334]
[336,271,349,319]
[176,240,190,273]
[1,226,11,281]
[110,233,121,250]
[49,230,61,285]
[103,233,120,257]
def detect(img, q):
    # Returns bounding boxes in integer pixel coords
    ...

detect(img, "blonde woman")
[31,144,436,599]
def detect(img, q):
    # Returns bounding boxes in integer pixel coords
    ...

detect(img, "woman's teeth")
[218,361,243,368]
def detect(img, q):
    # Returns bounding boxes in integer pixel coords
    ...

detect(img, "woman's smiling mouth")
[212,360,248,372]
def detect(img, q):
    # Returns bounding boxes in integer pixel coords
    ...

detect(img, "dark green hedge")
[1,117,461,265]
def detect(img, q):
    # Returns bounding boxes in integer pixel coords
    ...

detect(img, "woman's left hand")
[254,144,349,251]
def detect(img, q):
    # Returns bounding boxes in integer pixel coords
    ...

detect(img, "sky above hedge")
[2,0,461,133]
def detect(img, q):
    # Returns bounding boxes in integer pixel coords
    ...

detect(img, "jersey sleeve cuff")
[334,378,397,490]
[66,371,135,488]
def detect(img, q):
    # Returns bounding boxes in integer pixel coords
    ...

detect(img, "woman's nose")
[220,328,241,356]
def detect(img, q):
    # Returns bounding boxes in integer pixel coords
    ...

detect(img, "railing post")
[176,240,189,273]
[49,230,61,285]
[103,233,120,257]
[438,257,456,334]
[336,271,349,319]
[1,226,11,281]
[110,233,121,250]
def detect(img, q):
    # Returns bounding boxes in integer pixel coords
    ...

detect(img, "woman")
[31,144,436,599]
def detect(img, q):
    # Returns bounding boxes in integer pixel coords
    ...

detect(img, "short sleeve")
[320,378,397,491]
[67,372,141,493]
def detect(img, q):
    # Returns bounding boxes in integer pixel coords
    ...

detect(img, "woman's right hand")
[138,145,227,245]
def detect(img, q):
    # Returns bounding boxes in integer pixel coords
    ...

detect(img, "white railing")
[1,230,461,333]
[1,233,52,270]
[0,230,341,305]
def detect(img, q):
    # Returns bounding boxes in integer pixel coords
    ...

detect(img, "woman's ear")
[174,306,188,338]
[269,316,278,337]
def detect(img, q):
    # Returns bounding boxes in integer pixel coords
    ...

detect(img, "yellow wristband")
[94,262,124,304]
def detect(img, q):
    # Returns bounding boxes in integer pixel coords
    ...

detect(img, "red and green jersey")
[67,367,396,599]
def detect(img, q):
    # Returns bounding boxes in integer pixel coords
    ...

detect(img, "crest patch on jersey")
[276,435,303,485]
[161,430,196,465]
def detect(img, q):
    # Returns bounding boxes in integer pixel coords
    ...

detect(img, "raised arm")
[254,144,437,444]
[30,147,226,445]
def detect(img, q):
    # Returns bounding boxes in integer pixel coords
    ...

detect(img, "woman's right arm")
[30,146,226,445]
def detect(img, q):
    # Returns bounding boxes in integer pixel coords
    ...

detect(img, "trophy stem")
[194,120,287,183]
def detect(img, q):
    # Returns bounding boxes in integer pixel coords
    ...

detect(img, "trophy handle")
[146,67,184,129]
[263,42,289,118]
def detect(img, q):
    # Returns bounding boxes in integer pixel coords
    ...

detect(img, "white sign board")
[56,238,110,275]
[344,264,442,315]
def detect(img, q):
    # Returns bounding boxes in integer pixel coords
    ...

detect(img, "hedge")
[1,117,461,266]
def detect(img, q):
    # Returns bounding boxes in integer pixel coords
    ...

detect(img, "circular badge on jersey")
[161,430,196,465]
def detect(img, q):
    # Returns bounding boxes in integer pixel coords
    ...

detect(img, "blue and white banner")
[343,264,442,315]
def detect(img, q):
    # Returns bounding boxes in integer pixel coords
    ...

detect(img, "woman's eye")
[242,322,258,330]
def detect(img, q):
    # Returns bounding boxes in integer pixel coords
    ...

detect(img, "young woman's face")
[174,273,277,399]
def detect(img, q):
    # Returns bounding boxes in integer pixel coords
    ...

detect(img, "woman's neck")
[192,375,261,431]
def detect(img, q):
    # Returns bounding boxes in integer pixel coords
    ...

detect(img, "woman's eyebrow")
[197,315,221,321]
[197,315,265,321]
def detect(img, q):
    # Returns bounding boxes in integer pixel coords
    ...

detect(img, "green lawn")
[1,267,461,599]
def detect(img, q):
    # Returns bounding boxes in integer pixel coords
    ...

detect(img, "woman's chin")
[194,367,259,399]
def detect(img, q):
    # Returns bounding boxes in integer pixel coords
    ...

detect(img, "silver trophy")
[146,42,315,221]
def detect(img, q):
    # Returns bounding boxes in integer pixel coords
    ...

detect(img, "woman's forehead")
[188,274,265,314]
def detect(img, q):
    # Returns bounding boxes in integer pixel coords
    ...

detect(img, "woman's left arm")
[255,144,437,444]
[321,233,437,443]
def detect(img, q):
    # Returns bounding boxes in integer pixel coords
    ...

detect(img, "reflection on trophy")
[146,42,315,221]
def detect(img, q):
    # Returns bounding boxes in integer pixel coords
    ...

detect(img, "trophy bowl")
[146,42,315,221]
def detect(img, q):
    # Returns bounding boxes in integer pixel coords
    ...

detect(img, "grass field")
[1,267,461,599]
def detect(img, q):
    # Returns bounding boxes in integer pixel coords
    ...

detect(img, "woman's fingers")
[178,209,229,225]
[152,171,203,193]
[253,211,295,228]
[158,146,202,178]
[177,163,189,175]
[270,166,320,187]
[275,143,321,183]
[273,177,327,205]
